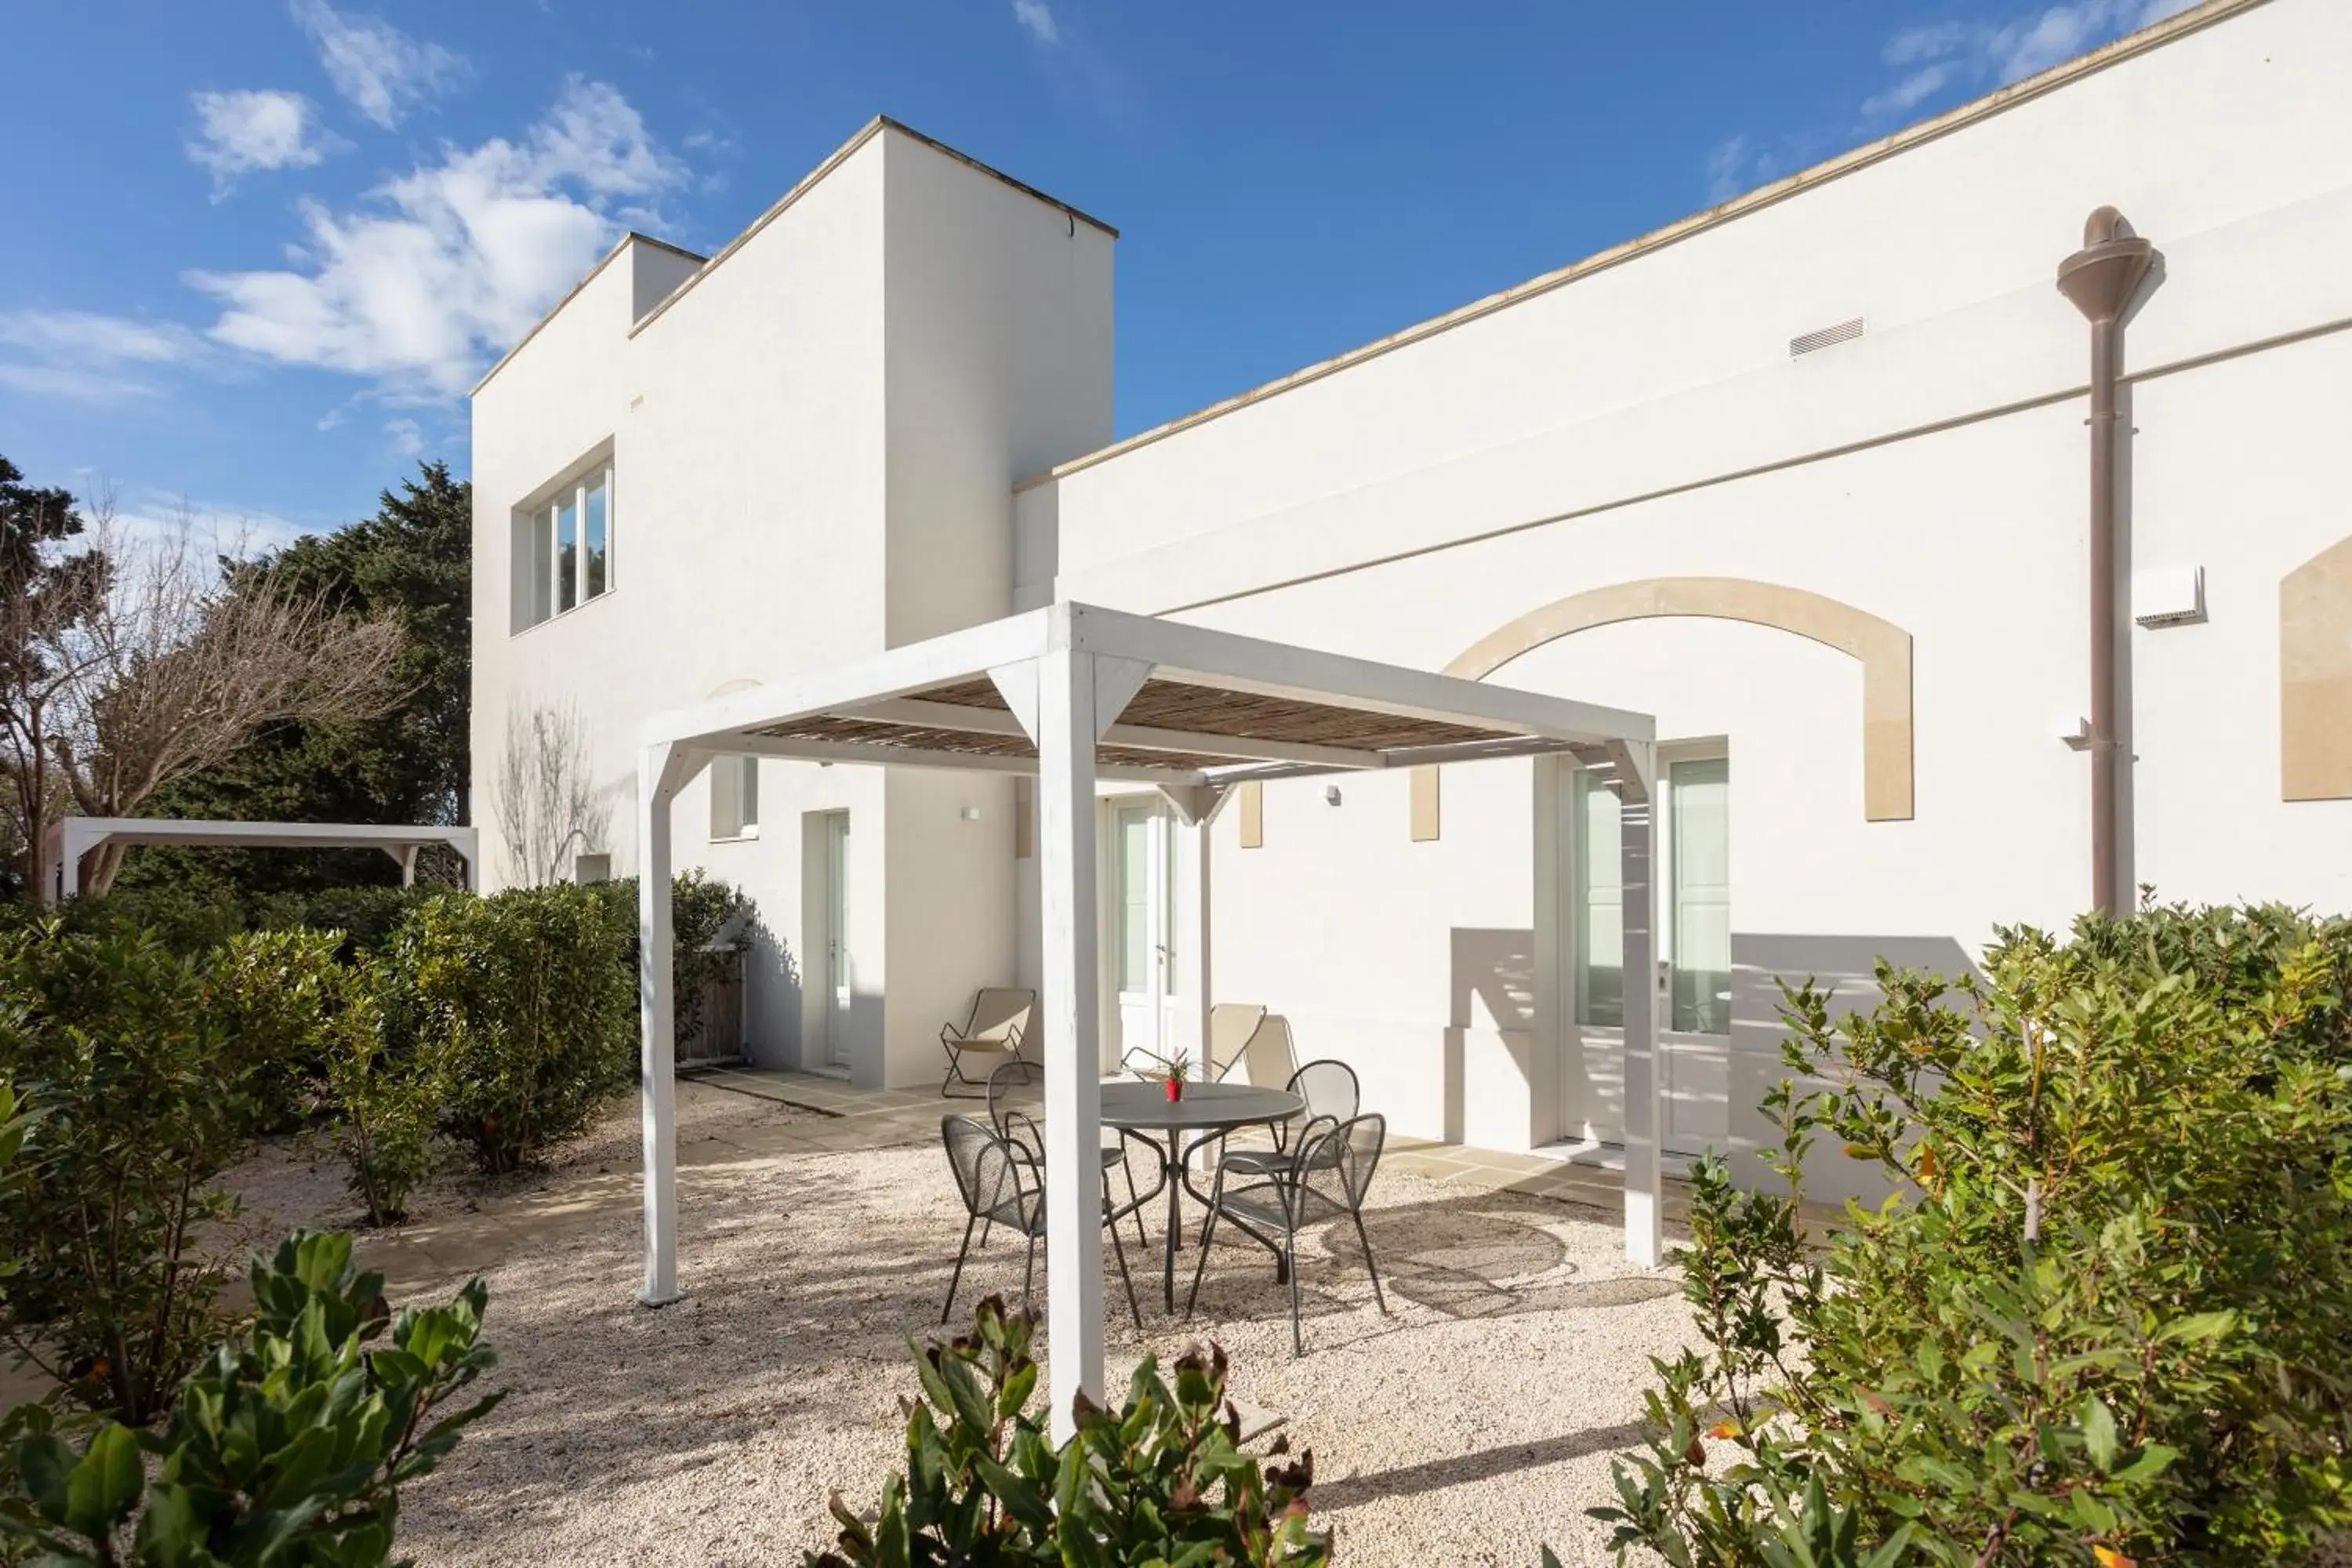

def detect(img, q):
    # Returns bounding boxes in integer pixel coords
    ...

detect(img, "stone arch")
[1410,576,1915,839]
[2282,535,2352,801]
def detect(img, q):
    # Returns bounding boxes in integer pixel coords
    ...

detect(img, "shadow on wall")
[1729,932,1980,1203]
[740,915,802,1071]
[1445,927,1536,1146]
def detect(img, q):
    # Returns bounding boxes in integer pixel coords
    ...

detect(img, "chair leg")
[1285,1230,1305,1357]
[942,1212,978,1326]
[1184,1174,1225,1319]
[1121,1154,1147,1253]
[1352,1210,1388,1314]
[1022,1231,1039,1312]
[1105,1203,1143,1331]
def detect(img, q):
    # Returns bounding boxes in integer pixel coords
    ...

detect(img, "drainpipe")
[2056,207,2154,918]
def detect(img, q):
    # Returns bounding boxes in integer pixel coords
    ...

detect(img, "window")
[710,755,760,840]
[514,466,613,630]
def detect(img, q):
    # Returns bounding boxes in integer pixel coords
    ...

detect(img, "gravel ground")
[345,1084,1704,1568]
[216,1081,815,1249]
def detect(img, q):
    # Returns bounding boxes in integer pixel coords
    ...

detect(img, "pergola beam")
[844,697,1385,773]
[728,731,1207,786]
[45,818,477,902]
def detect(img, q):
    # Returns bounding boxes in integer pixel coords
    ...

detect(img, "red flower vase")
[1164,1076,1184,1103]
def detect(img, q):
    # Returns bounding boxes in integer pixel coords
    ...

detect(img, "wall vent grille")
[1789,318,1866,358]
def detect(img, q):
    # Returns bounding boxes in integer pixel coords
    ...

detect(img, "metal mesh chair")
[940,1115,1142,1329]
[1224,1059,1360,1181]
[985,1059,1151,1252]
[1186,1111,1387,1356]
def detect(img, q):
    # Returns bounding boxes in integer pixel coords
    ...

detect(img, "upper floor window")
[710,756,760,841]
[515,466,613,631]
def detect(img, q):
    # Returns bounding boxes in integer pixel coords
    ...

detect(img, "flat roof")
[1011,0,2265,492]
[474,116,1113,399]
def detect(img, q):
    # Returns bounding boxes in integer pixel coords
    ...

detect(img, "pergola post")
[1035,645,1106,1436]
[1617,740,1664,1268]
[639,740,708,1306]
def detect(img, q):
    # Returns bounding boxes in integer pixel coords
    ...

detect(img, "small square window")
[710,755,760,840]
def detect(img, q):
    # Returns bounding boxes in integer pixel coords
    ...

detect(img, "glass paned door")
[822,812,852,1068]
[1669,760,1731,1035]
[1112,801,1178,1069]
[1563,754,1732,1156]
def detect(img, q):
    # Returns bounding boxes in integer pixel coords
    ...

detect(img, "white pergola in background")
[43,818,477,902]
[636,601,1661,1428]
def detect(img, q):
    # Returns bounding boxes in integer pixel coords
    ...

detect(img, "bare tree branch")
[0,499,408,897]
[492,699,608,887]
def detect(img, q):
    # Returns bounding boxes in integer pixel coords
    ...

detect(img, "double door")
[1561,753,1731,1157]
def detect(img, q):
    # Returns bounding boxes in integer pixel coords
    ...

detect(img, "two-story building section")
[474,0,2352,1196]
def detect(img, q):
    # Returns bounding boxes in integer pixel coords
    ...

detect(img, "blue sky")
[0,0,2192,545]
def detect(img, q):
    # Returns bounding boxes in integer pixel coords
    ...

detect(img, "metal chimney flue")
[2057,206,2154,918]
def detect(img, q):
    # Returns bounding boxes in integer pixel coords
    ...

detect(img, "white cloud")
[0,363,162,404]
[0,310,206,402]
[1012,0,1061,45]
[384,417,426,457]
[290,0,465,129]
[1884,22,1968,65]
[186,89,341,195]
[1703,136,1750,204]
[1859,0,2198,122]
[1860,63,1957,120]
[0,310,202,365]
[184,77,686,400]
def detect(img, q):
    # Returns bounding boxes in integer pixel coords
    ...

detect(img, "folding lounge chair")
[941,987,1035,1098]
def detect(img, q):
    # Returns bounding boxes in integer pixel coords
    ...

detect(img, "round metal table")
[1100,1079,1302,1313]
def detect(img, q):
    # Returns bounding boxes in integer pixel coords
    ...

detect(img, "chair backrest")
[985,1058,1034,1141]
[1287,1058,1359,1125]
[964,988,1035,1044]
[1297,1112,1385,1213]
[1236,1014,1298,1089]
[1206,1003,1269,1080]
[942,1115,1027,1221]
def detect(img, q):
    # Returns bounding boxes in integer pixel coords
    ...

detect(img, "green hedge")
[0,924,343,1425]
[1594,901,2352,1566]
[372,885,636,1177]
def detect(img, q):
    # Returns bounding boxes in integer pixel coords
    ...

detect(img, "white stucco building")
[473,0,2352,1196]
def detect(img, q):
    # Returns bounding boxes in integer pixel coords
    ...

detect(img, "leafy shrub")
[1594,902,2352,1566]
[274,884,438,960]
[205,927,347,1129]
[0,1230,500,1566]
[811,1296,1325,1567]
[324,983,441,1228]
[590,870,754,1051]
[376,885,633,1176]
[0,925,314,1425]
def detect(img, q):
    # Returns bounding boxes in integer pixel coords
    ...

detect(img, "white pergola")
[636,601,1661,1427]
[43,818,477,902]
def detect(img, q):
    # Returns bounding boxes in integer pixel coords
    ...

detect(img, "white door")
[1559,753,1732,1156]
[822,811,853,1067]
[1111,800,1178,1071]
